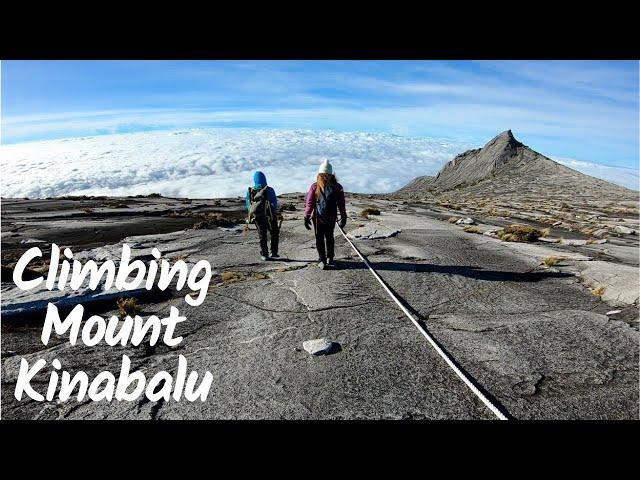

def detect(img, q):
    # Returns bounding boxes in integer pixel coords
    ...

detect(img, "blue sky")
[1,60,638,169]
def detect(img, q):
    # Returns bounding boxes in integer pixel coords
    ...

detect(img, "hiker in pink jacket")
[303,159,347,270]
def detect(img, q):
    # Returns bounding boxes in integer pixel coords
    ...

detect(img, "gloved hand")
[304,217,312,230]
[339,217,347,229]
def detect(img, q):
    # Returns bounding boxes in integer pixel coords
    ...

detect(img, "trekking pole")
[336,223,509,420]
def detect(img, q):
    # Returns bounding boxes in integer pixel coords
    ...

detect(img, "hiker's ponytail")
[316,173,337,199]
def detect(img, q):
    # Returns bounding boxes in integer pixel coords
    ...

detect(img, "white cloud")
[0,128,472,199]
[553,156,639,191]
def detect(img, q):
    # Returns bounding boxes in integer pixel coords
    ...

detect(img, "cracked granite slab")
[1,195,638,419]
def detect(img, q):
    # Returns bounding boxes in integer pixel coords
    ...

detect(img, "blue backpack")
[316,184,337,218]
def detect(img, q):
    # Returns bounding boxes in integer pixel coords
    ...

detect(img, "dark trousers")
[315,221,335,262]
[255,216,279,256]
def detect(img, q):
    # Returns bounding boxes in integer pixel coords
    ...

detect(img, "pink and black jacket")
[304,182,347,225]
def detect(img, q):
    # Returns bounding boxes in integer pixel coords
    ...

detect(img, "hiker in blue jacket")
[246,171,279,261]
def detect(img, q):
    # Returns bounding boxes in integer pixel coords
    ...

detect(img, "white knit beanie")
[318,159,333,175]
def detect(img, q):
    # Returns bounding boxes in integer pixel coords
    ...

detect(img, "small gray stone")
[614,225,636,235]
[303,338,337,356]
[592,229,609,238]
[456,217,475,225]
[561,239,588,246]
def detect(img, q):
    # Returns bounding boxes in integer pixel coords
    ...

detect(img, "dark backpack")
[316,184,337,218]
[248,186,273,223]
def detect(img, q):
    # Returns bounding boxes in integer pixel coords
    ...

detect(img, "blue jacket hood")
[253,171,267,189]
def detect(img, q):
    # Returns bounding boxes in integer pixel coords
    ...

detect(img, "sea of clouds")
[1,128,636,199]
[0,129,474,199]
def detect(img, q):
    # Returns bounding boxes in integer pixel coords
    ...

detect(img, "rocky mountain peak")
[431,129,527,188]
[483,129,523,151]
[396,129,637,205]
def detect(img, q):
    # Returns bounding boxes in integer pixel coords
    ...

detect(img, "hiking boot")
[270,253,280,259]
[317,261,326,270]
[326,258,334,268]
[261,255,268,261]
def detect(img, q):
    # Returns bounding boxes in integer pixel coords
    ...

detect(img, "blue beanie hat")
[253,171,267,189]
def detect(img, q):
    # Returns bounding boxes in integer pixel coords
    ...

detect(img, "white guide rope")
[337,225,509,420]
